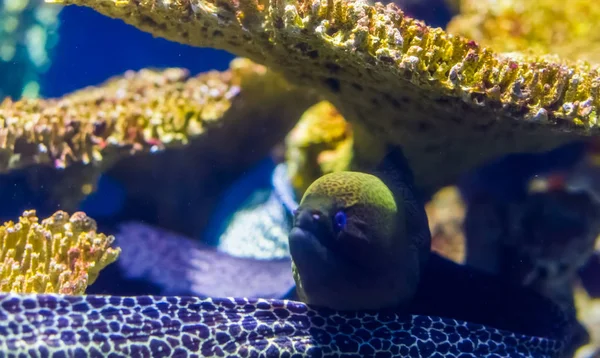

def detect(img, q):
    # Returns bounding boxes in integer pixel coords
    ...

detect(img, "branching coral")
[446,0,600,64]
[0,210,120,295]
[0,58,303,172]
[48,0,600,193]
[0,58,317,212]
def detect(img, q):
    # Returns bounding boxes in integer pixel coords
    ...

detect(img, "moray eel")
[288,147,571,349]
[0,148,568,357]
[289,171,426,311]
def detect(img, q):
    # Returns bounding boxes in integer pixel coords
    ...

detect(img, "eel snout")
[289,172,419,312]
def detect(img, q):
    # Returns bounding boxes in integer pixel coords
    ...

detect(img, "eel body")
[0,293,561,357]
[114,222,294,298]
[0,148,567,357]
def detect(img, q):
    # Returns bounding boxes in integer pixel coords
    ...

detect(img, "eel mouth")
[288,210,373,275]
[288,207,343,274]
[289,208,338,256]
[288,226,332,262]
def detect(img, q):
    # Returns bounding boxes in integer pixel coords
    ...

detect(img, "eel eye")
[334,211,347,231]
[311,210,322,221]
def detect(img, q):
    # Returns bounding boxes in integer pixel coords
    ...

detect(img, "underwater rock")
[459,142,600,307]
[424,141,600,356]
[464,188,599,355]
[0,210,120,295]
[557,139,600,204]
[49,0,600,194]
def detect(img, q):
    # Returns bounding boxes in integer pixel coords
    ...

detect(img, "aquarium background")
[1,0,600,356]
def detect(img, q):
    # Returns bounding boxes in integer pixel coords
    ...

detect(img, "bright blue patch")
[334,211,347,230]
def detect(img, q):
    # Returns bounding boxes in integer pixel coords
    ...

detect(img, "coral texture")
[0,58,316,213]
[426,185,465,263]
[447,0,600,63]
[96,59,316,236]
[285,100,353,197]
[0,210,120,295]
[0,58,300,173]
[49,0,600,192]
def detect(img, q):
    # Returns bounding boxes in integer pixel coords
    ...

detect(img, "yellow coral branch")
[0,210,120,295]
[447,0,600,64]
[0,58,304,172]
[0,58,317,211]
[285,100,353,196]
[47,0,600,192]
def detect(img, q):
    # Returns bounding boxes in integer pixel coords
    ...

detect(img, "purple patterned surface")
[115,223,295,298]
[0,293,562,357]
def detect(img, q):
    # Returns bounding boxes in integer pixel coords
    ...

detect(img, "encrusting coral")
[49,0,600,193]
[285,100,353,198]
[446,0,600,64]
[426,185,465,263]
[0,210,120,295]
[0,58,317,212]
